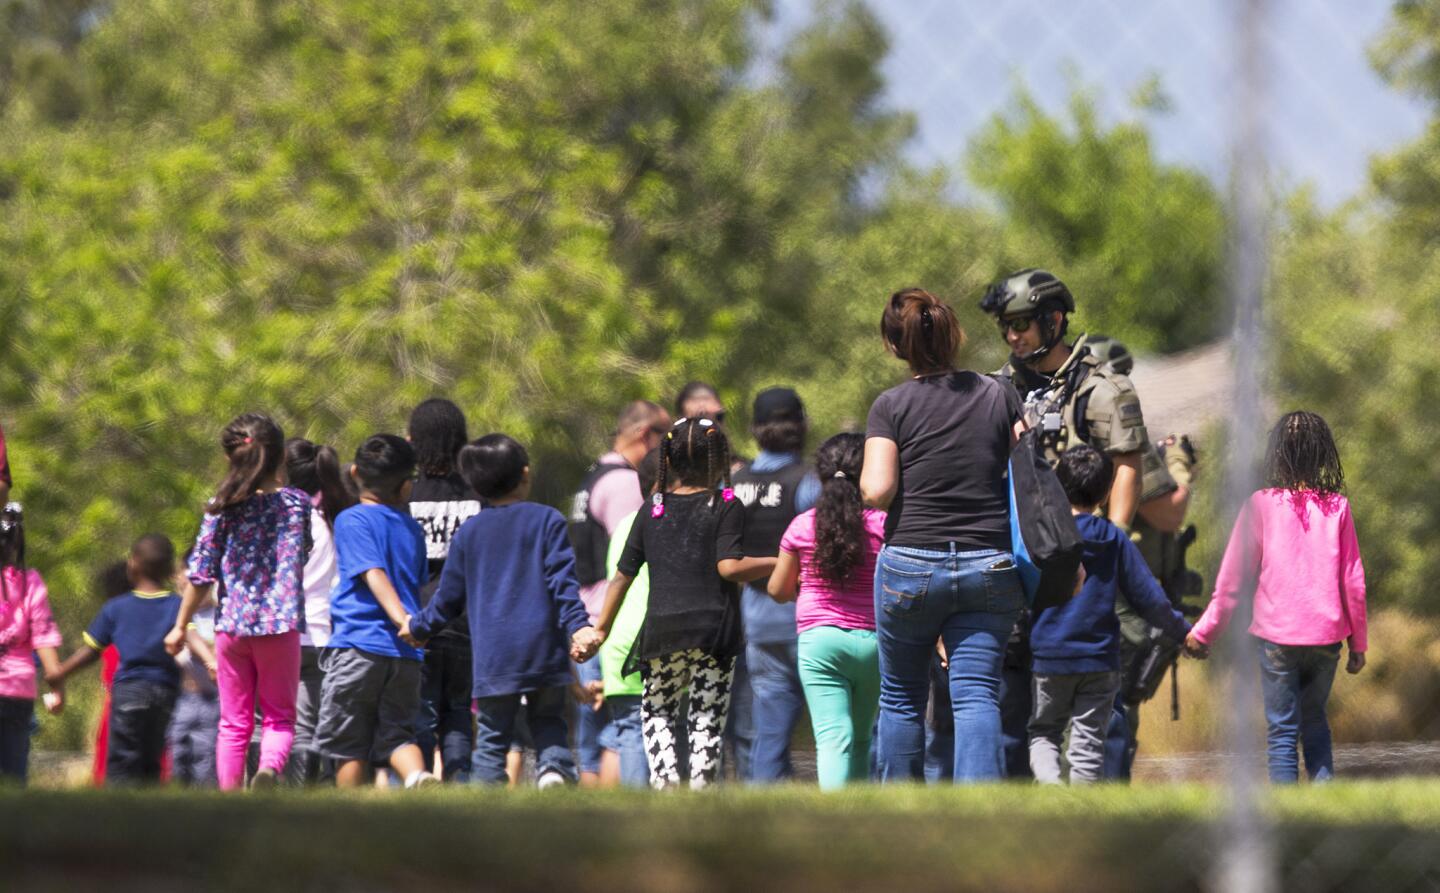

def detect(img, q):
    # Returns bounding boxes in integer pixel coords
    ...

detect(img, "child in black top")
[582,418,774,789]
[405,398,482,782]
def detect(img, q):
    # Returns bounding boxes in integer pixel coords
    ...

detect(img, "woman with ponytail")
[166,412,312,791]
[282,437,355,783]
[766,433,885,789]
[862,287,1026,783]
[582,418,774,789]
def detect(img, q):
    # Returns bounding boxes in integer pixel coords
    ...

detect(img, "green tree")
[967,89,1228,353]
[0,0,914,745]
[1263,0,1440,616]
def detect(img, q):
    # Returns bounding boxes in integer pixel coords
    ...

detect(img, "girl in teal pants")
[766,434,886,789]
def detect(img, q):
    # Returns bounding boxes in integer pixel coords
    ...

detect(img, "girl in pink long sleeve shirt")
[1189,412,1366,782]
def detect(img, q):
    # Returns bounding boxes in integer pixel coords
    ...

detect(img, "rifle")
[1121,524,1203,719]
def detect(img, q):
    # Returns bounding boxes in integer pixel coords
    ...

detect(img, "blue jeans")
[168,690,220,787]
[471,686,575,785]
[0,697,33,784]
[875,545,1024,783]
[572,654,607,776]
[1104,694,1140,780]
[923,652,952,783]
[746,640,803,782]
[601,694,648,787]
[417,640,475,782]
[107,679,179,786]
[1258,640,1341,783]
[724,650,753,779]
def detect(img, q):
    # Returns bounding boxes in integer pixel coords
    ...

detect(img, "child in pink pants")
[167,413,312,791]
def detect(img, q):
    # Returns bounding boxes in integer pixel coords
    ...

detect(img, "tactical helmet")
[1085,335,1133,376]
[978,268,1076,319]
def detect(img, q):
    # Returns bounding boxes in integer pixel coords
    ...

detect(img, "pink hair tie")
[243,436,253,444]
[650,493,665,519]
[721,487,735,503]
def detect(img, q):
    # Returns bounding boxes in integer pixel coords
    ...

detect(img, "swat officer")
[978,268,1153,780]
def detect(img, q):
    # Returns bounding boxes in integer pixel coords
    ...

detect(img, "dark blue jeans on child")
[108,679,179,785]
[0,696,33,783]
[418,640,475,782]
[1258,639,1341,783]
[471,686,575,785]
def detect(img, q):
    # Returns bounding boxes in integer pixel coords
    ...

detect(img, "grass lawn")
[4,783,1438,892]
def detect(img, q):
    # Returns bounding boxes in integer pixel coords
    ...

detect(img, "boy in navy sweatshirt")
[1027,446,1192,785]
[402,434,599,786]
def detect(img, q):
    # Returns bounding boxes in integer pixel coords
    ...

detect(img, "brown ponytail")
[285,438,357,528]
[208,413,286,514]
[880,288,965,375]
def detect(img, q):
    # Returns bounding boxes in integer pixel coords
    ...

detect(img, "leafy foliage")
[0,0,1229,746]
[1260,1,1440,617]
[967,89,1228,352]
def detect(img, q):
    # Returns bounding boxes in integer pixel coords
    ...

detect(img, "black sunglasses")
[997,316,1035,334]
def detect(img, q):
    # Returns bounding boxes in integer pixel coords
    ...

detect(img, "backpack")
[1007,428,1084,610]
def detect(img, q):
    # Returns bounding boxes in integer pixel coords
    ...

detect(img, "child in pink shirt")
[767,433,885,790]
[0,502,64,784]
[1188,411,1367,782]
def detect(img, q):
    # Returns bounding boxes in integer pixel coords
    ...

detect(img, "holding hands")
[398,615,425,648]
[570,626,604,662]
[163,625,187,656]
[1183,631,1210,660]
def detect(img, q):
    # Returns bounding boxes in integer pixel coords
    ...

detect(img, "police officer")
[979,269,1153,780]
[730,387,819,782]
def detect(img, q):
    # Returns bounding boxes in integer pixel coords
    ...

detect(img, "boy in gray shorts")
[1026,446,1193,784]
[315,434,437,788]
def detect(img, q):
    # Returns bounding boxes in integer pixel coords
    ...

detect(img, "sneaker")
[536,770,567,790]
[250,768,277,791]
[405,770,440,789]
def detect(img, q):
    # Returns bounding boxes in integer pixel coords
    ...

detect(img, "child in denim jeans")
[402,434,597,787]
[1188,412,1368,783]
[52,534,183,785]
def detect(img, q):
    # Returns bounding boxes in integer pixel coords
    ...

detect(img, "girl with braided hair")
[1188,411,1368,783]
[766,433,886,789]
[581,418,774,789]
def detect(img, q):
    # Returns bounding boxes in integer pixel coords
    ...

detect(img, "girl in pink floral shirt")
[167,413,311,791]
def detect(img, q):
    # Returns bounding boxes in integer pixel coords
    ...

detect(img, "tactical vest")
[730,461,809,558]
[567,462,630,587]
[1001,342,1102,464]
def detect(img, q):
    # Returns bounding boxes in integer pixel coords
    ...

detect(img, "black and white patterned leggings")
[642,649,735,790]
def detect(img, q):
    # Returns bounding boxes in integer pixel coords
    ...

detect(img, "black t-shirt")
[408,472,483,641]
[865,371,1021,550]
[617,492,745,665]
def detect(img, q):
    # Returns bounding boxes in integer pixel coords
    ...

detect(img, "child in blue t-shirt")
[314,434,436,789]
[50,534,183,785]
[404,434,597,786]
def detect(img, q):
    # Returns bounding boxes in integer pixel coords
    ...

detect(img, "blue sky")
[775,1,1431,206]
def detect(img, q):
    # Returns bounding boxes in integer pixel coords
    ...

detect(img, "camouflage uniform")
[1000,333,1151,466]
